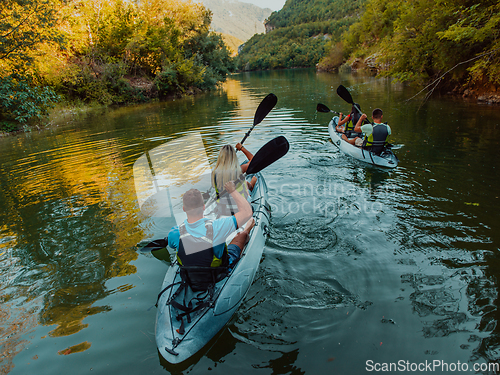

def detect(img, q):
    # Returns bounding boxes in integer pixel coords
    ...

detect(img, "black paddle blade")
[337,85,354,105]
[246,136,289,175]
[139,238,168,252]
[316,103,331,113]
[254,93,278,125]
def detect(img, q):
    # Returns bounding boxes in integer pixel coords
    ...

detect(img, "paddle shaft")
[238,93,277,149]
[336,85,373,125]
[240,126,255,145]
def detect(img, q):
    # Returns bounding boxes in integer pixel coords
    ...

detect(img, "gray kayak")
[155,171,270,364]
[328,116,398,168]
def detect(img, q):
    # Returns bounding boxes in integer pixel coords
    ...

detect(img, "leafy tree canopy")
[237,0,364,71]
[0,0,63,72]
[340,0,500,90]
[0,0,235,131]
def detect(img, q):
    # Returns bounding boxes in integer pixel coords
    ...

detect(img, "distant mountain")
[197,0,272,42]
[237,0,365,70]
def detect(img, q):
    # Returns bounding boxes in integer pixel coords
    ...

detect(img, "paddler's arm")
[338,113,350,126]
[236,143,254,173]
[354,113,368,133]
[167,226,179,250]
[224,181,252,229]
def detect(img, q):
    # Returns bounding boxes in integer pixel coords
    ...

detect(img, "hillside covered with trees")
[0,0,235,132]
[236,0,365,70]
[332,0,500,96]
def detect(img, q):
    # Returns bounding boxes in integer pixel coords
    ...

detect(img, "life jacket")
[213,174,249,216]
[176,220,229,292]
[176,220,227,268]
[344,110,362,138]
[363,123,389,155]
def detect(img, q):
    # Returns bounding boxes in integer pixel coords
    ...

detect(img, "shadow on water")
[252,348,305,374]
[158,327,240,374]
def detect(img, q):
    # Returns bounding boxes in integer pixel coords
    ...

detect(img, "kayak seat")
[344,130,362,139]
[160,266,229,336]
[180,266,228,292]
[362,140,387,156]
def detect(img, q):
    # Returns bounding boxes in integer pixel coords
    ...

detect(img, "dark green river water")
[1,69,500,374]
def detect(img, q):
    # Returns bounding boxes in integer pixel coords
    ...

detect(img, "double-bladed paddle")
[139,135,290,252]
[316,103,339,114]
[336,85,360,113]
[139,238,169,252]
[336,85,373,125]
[246,135,289,174]
[239,93,278,147]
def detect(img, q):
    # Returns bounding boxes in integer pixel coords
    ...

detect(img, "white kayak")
[155,171,270,364]
[328,116,398,168]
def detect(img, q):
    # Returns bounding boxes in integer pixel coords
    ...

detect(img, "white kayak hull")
[328,116,398,168]
[155,172,270,364]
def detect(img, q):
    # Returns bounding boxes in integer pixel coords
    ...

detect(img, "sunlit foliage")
[0,0,64,131]
[0,0,235,131]
[340,0,500,90]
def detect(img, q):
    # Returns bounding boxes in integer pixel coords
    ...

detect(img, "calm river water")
[1,69,500,374]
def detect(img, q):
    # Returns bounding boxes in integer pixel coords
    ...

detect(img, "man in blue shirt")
[168,180,254,268]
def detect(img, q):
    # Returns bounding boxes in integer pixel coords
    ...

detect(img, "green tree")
[340,0,500,91]
[0,0,62,131]
[437,1,500,87]
[237,0,362,71]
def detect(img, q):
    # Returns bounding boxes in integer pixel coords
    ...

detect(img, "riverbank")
[3,64,498,139]
[0,103,106,137]
[0,87,203,137]
[328,57,500,105]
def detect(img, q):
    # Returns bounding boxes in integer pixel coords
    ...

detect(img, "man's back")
[168,216,237,266]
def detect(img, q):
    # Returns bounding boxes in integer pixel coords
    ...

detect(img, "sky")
[241,0,286,11]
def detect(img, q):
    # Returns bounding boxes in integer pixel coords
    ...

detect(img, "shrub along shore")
[0,0,235,134]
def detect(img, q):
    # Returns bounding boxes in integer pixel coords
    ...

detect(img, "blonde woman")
[211,143,257,216]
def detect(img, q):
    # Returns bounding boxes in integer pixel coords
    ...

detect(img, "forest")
[236,0,365,70]
[0,0,235,132]
[237,21,352,70]
[239,0,500,95]
[337,0,500,94]
[3,0,498,132]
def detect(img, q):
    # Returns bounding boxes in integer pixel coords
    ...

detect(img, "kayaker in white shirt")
[351,108,391,148]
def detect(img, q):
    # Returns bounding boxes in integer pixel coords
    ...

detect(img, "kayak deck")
[328,116,398,168]
[155,171,270,364]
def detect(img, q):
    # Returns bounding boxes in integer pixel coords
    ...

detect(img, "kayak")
[155,171,270,364]
[328,116,398,168]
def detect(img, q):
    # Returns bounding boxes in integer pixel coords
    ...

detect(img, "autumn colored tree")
[1,0,235,131]
[0,0,63,131]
